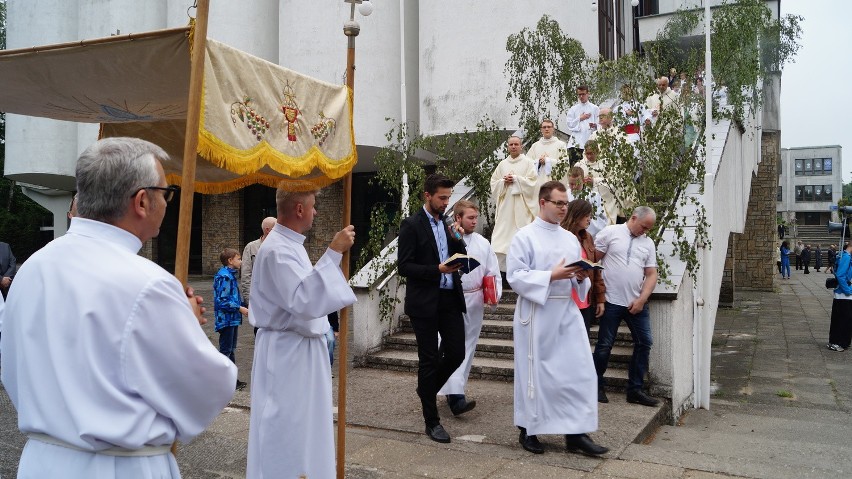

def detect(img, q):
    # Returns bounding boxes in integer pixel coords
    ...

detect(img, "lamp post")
[340,3,372,477]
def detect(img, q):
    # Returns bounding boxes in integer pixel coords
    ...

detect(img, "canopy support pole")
[171,0,209,454]
[175,0,210,285]
[336,14,357,479]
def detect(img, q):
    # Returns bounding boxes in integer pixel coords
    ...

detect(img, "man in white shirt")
[490,136,539,272]
[593,206,660,407]
[527,119,567,189]
[1,137,237,479]
[508,180,608,456]
[563,85,599,165]
[438,200,502,413]
[246,187,357,478]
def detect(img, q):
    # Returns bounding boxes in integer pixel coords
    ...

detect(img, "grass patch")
[776,390,794,398]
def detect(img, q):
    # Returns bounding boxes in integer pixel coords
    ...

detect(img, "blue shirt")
[424,205,454,290]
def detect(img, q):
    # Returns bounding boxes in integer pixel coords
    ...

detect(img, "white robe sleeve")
[124,277,237,443]
[506,233,552,306]
[265,248,356,319]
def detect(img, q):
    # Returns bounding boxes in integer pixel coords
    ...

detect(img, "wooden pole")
[174,0,210,286]
[337,7,358,477]
[170,0,210,457]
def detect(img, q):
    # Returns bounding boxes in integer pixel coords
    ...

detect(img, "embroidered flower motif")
[310,111,336,146]
[230,96,270,141]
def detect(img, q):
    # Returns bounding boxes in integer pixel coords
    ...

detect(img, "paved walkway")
[1,269,850,478]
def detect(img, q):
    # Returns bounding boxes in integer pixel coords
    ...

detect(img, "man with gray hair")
[593,206,660,407]
[0,137,237,478]
[241,216,277,304]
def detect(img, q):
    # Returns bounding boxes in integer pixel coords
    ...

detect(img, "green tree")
[504,15,590,142]
[504,0,801,280]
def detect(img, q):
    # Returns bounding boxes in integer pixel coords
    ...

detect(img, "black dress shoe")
[598,389,609,403]
[518,428,544,454]
[565,434,609,456]
[449,398,477,416]
[626,390,660,407]
[425,424,451,443]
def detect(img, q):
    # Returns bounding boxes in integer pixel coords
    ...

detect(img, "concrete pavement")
[1,268,850,478]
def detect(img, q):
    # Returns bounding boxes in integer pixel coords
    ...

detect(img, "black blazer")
[398,208,466,317]
[0,242,15,278]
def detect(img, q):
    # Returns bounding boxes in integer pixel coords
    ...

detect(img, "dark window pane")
[795,159,803,175]
[804,185,813,201]
[795,185,803,201]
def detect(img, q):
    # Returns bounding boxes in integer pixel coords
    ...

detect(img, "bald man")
[644,77,679,126]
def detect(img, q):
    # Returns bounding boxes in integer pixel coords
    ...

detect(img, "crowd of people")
[0,74,833,477]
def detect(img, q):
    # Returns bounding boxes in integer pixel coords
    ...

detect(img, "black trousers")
[829,298,852,348]
[795,254,801,270]
[580,305,594,336]
[409,290,465,427]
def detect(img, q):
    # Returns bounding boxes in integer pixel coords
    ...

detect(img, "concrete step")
[382,332,634,363]
[399,315,634,344]
[363,348,631,387]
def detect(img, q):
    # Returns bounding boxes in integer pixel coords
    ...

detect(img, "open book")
[441,253,481,274]
[565,258,604,271]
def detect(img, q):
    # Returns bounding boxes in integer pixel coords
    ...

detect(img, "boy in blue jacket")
[214,248,249,389]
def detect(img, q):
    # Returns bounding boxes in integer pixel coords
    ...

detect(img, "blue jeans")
[218,325,238,363]
[325,328,336,366]
[593,302,653,393]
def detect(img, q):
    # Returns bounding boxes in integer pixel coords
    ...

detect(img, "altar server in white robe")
[246,187,357,479]
[490,135,539,271]
[527,119,567,190]
[439,200,502,411]
[507,180,609,456]
[0,137,237,479]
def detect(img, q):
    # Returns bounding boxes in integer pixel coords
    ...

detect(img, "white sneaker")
[827,343,845,352]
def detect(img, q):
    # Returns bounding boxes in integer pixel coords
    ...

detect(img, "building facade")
[777,145,843,226]
[4,0,641,271]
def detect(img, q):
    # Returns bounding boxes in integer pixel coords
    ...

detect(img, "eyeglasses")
[132,185,180,203]
[543,199,569,208]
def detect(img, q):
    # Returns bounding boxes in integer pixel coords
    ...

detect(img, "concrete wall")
[418,1,599,136]
[648,274,695,421]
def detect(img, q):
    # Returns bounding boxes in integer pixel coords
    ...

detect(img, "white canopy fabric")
[0,26,356,193]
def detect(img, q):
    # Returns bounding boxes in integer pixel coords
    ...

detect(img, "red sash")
[571,249,590,309]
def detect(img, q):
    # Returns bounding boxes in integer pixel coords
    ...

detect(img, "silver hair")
[76,137,167,223]
[633,205,656,220]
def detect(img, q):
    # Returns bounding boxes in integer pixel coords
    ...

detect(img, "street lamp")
[339,2,372,478]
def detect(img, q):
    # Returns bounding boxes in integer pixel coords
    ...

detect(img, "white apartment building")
[777,145,843,225]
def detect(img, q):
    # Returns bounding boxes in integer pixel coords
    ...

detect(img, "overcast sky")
[779,0,852,184]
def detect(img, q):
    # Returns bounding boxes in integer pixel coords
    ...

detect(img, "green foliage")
[649,0,803,122]
[504,15,590,141]
[357,118,505,320]
[840,182,852,206]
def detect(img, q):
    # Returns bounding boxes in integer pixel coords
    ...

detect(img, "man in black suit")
[398,173,470,444]
[0,242,16,298]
